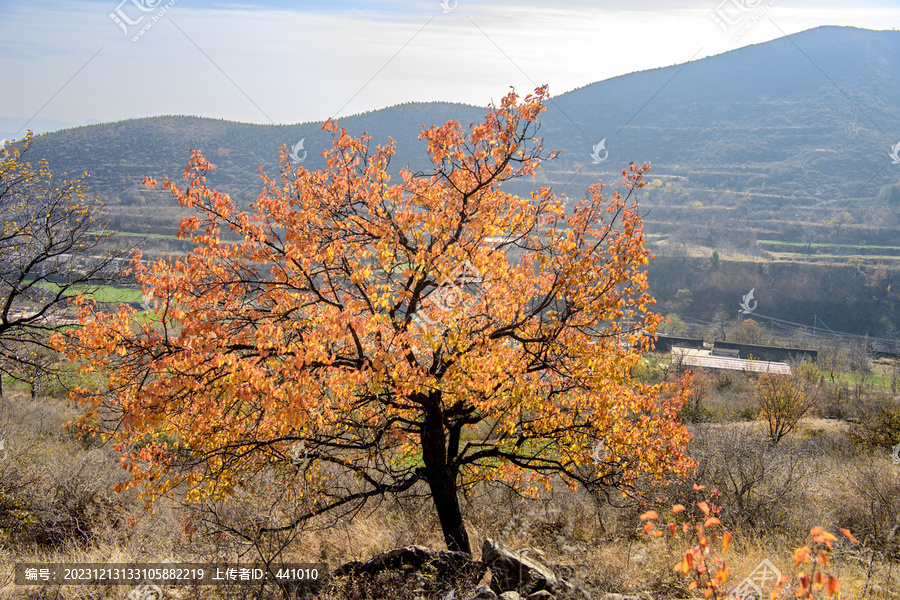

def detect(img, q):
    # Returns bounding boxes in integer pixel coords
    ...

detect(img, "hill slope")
[24,26,900,248]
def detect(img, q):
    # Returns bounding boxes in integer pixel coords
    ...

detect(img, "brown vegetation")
[2,348,899,599]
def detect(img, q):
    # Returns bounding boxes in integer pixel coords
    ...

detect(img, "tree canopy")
[61,87,694,554]
[1,133,126,397]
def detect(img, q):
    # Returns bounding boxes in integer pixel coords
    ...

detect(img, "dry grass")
[1,368,899,600]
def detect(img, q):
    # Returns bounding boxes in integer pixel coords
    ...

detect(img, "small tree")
[659,313,687,336]
[62,87,695,555]
[732,318,765,345]
[754,372,821,445]
[1,133,128,397]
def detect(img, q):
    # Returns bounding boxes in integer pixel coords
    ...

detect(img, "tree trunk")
[420,392,471,555]
[426,471,470,554]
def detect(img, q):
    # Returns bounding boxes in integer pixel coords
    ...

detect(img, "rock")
[465,585,498,600]
[499,593,523,600]
[526,591,555,600]
[481,539,559,596]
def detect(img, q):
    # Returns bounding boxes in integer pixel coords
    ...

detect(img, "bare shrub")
[819,382,852,420]
[679,371,713,423]
[834,458,900,561]
[817,346,847,383]
[687,424,809,533]
[849,340,872,374]
[8,449,131,550]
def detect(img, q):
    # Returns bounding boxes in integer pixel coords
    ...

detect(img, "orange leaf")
[794,546,811,566]
[825,575,839,597]
[672,504,686,514]
[723,531,732,553]
[840,528,858,543]
[640,510,659,520]
[704,517,721,528]
[698,501,710,516]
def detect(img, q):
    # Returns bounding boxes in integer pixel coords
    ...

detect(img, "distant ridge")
[24,26,900,233]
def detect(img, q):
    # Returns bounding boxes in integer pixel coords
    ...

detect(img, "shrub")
[659,313,687,336]
[755,373,822,445]
[732,319,765,345]
[819,383,851,420]
[714,370,735,391]
[847,393,900,451]
[0,461,40,547]
[0,449,131,550]
[688,425,808,532]
[641,487,856,599]
[679,372,714,423]
[833,459,900,560]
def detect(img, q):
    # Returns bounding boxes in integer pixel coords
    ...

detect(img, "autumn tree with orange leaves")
[60,87,694,555]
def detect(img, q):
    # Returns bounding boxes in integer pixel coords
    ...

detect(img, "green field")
[34,282,144,304]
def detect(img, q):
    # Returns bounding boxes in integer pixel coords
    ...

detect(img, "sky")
[1,0,899,138]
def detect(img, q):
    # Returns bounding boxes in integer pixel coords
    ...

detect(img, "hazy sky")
[1,0,899,137]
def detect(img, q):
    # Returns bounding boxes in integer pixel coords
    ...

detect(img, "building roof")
[672,348,792,375]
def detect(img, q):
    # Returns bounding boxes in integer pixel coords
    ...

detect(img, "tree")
[0,133,127,397]
[754,372,822,445]
[732,318,765,345]
[61,87,695,555]
[659,312,687,336]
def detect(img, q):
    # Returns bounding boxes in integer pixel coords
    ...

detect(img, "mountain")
[22,26,900,248]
